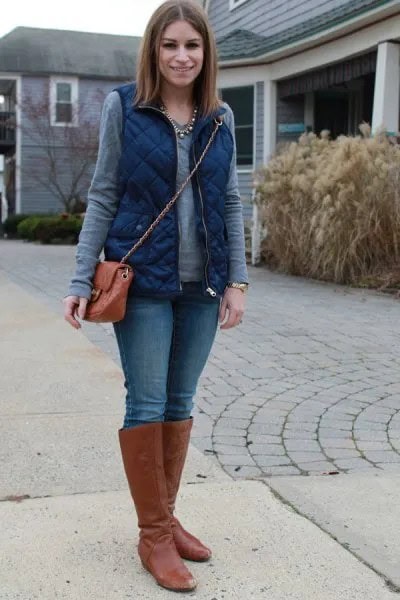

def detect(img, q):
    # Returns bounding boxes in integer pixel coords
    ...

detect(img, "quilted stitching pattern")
[104,83,234,297]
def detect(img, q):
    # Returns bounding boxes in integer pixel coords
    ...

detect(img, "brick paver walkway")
[2,239,400,479]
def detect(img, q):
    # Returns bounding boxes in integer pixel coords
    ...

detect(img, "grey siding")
[237,171,253,221]
[255,81,264,167]
[210,0,354,41]
[20,76,124,214]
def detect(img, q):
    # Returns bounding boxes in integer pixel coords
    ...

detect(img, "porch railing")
[0,112,16,145]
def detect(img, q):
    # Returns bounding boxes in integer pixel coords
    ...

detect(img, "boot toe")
[172,517,212,562]
[141,536,198,592]
[159,571,197,592]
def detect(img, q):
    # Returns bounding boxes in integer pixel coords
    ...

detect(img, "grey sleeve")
[67,91,123,299]
[223,104,249,284]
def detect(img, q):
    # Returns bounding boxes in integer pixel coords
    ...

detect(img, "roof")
[217,0,396,62]
[0,0,394,77]
[0,27,140,78]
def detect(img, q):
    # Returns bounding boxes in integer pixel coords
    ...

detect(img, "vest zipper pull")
[206,287,217,297]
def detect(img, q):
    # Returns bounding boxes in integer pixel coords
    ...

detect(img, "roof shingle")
[0,27,140,78]
[217,0,395,62]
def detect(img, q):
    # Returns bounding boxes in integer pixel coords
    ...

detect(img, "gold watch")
[227,282,249,293]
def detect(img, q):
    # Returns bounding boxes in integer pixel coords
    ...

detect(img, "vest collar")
[136,101,227,139]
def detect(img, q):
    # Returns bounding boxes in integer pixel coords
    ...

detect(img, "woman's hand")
[218,287,245,330]
[63,295,89,329]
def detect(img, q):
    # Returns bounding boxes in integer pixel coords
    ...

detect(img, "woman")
[64,0,248,592]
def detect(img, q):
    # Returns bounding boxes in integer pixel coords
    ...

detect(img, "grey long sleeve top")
[68,91,248,299]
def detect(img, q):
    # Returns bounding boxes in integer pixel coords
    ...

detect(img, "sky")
[0,0,166,38]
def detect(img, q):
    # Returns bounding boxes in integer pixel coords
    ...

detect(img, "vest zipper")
[174,132,182,292]
[193,145,216,297]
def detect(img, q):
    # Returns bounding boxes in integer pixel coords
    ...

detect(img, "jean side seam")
[114,322,134,427]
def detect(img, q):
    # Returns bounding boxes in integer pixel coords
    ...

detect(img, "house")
[0,27,140,217]
[1,1,399,236]
[202,0,400,260]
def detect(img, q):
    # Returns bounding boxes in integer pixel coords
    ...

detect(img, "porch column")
[252,79,277,265]
[372,42,400,135]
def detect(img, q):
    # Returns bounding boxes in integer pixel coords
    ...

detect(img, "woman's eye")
[162,42,200,49]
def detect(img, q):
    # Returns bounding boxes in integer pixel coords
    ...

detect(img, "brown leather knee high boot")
[162,417,212,562]
[118,422,197,592]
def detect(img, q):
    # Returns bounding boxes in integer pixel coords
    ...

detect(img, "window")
[50,77,78,126]
[229,0,249,10]
[56,83,72,123]
[221,85,254,168]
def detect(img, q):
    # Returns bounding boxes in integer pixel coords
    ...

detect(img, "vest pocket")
[108,213,154,265]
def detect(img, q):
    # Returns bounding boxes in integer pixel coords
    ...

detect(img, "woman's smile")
[170,66,194,72]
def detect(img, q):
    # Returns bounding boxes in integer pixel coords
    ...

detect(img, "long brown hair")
[135,0,221,116]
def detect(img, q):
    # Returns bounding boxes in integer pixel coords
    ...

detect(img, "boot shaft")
[162,417,193,514]
[118,422,171,532]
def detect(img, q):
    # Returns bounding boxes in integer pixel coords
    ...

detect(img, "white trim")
[253,81,257,167]
[15,76,21,214]
[372,42,400,133]
[218,66,269,87]
[0,73,21,214]
[251,201,261,265]
[237,169,253,174]
[220,0,400,68]
[229,0,249,10]
[49,76,79,127]
[252,79,277,267]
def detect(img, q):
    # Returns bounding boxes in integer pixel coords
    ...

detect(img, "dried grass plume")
[255,125,400,285]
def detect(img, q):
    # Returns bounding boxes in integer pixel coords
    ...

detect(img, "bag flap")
[92,262,125,293]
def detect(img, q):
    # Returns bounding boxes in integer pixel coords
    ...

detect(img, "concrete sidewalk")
[0,272,398,599]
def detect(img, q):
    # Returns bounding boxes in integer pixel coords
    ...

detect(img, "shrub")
[34,215,83,244]
[255,126,400,285]
[13,214,83,243]
[17,216,43,241]
[3,214,32,237]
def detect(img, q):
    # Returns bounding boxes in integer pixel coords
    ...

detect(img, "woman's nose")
[176,46,189,61]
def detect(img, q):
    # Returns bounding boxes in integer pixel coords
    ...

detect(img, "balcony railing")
[0,112,16,145]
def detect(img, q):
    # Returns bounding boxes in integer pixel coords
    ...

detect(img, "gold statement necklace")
[160,104,198,138]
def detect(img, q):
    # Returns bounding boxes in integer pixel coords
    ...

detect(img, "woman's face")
[158,20,204,91]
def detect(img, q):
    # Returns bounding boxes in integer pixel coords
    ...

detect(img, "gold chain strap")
[120,118,223,264]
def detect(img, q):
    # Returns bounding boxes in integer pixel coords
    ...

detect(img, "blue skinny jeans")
[113,282,220,429]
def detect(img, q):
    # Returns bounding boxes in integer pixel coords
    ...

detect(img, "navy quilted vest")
[103,83,234,298]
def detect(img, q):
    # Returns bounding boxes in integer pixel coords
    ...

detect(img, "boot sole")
[179,553,212,563]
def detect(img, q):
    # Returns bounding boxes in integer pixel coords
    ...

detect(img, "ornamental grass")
[255,125,400,287]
